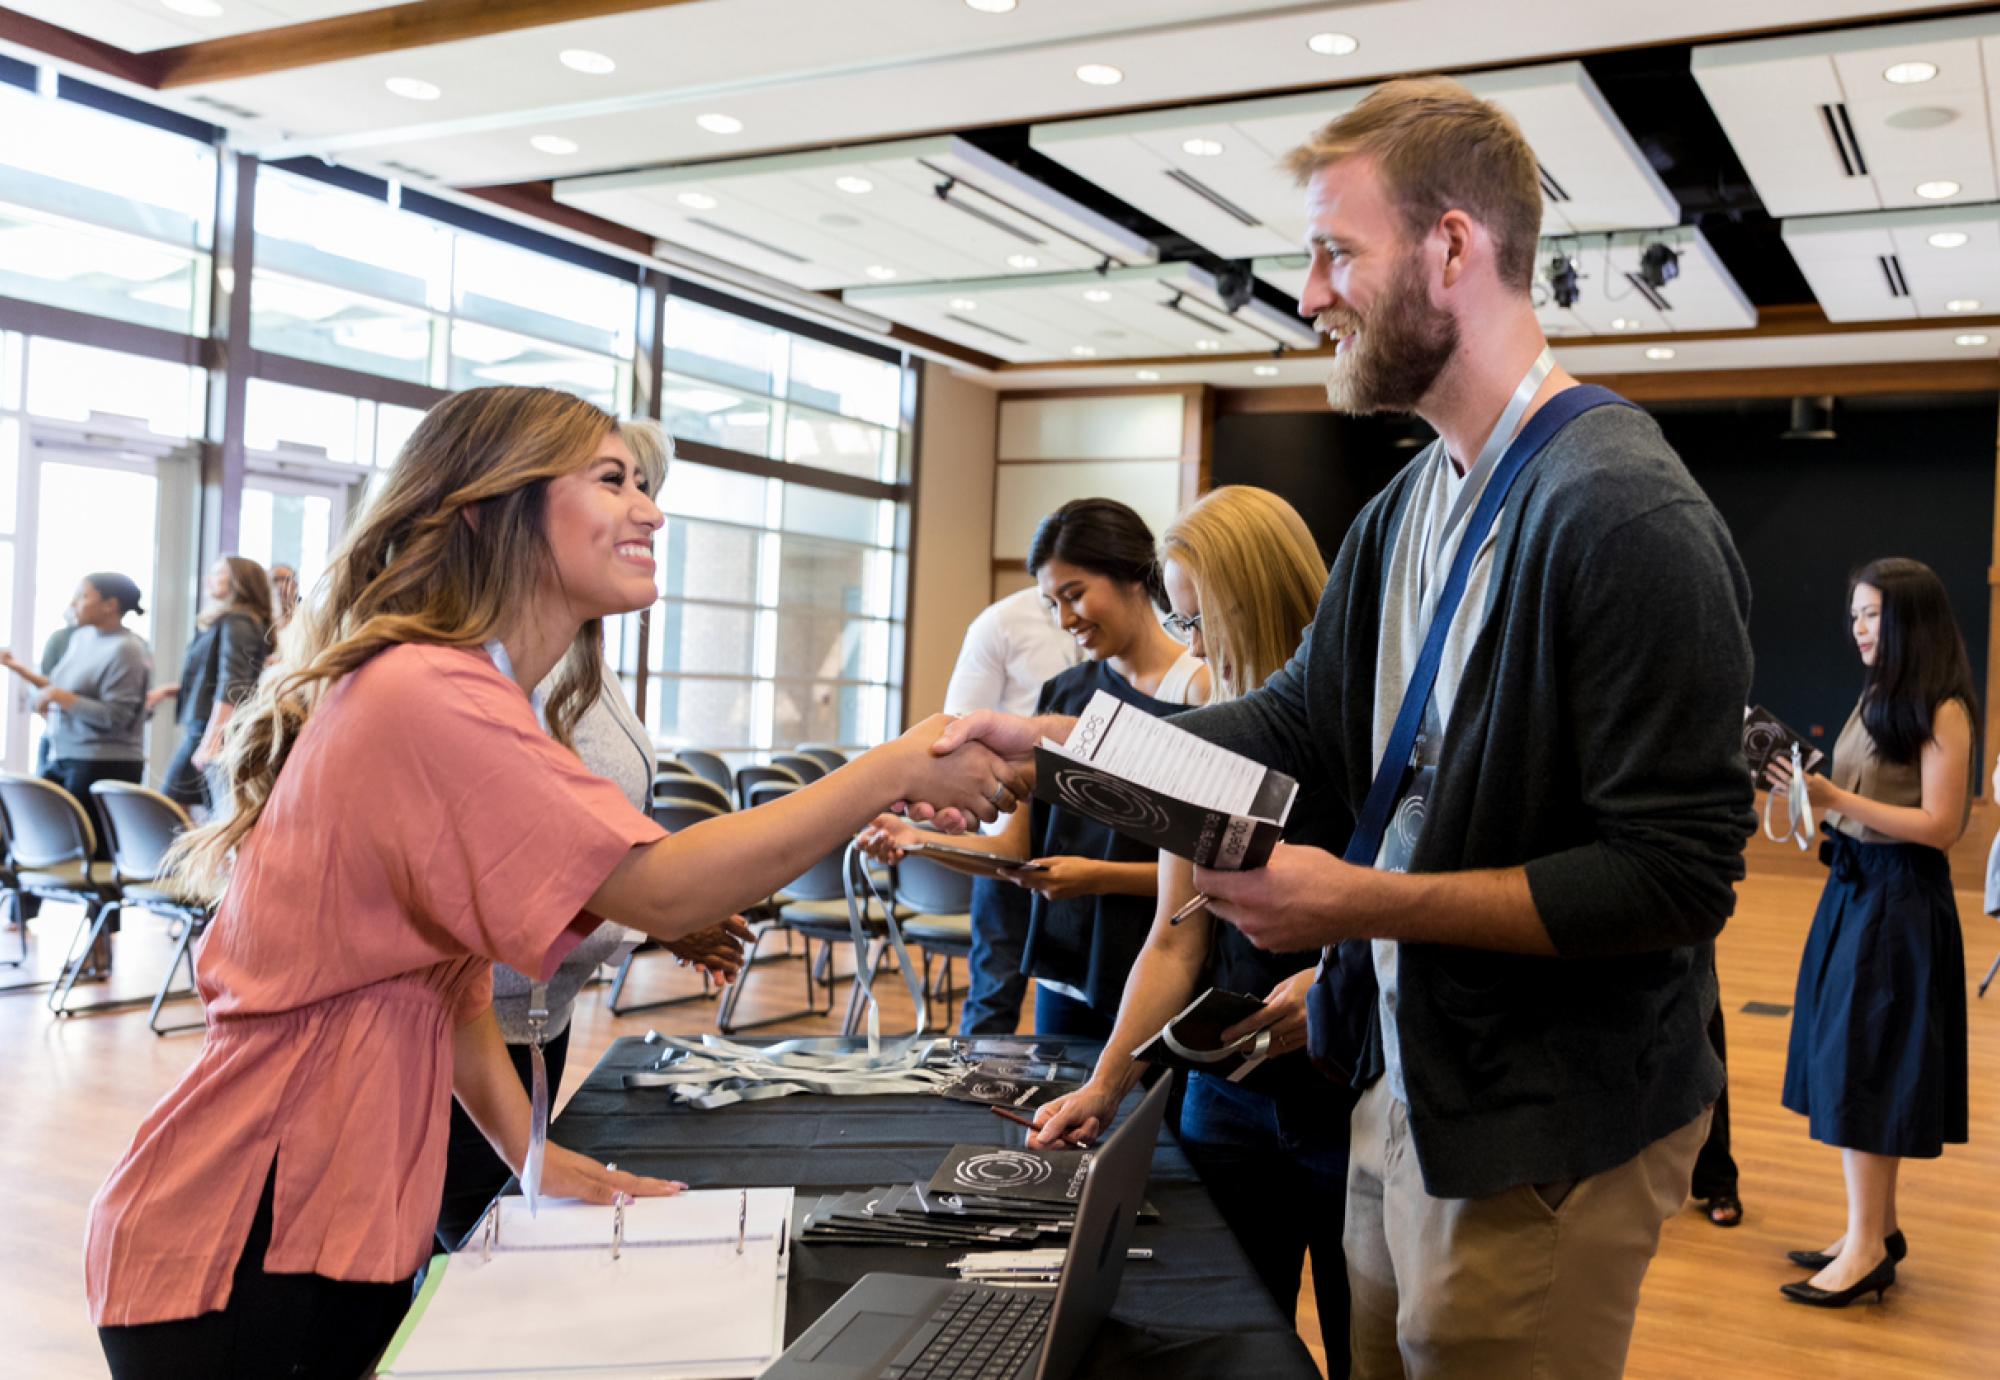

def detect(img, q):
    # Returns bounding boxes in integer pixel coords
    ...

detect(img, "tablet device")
[902,840,1049,877]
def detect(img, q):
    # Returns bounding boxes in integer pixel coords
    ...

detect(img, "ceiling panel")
[1692,12,2000,218]
[553,135,1154,291]
[843,262,1317,364]
[1028,62,1678,261]
[5,1,399,51]
[1251,225,1753,337]
[1783,204,2000,321]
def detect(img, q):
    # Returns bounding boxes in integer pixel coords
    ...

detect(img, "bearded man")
[925,77,1755,1378]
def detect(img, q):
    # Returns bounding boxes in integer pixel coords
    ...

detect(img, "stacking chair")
[653,774,732,813]
[795,744,848,774]
[743,778,799,812]
[0,804,25,972]
[603,799,724,1017]
[889,850,976,1031]
[770,751,827,785]
[676,749,734,800]
[735,762,801,810]
[655,756,696,778]
[91,783,211,1035]
[0,774,125,1017]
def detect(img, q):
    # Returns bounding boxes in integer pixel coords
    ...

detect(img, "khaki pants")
[1344,1079,1709,1380]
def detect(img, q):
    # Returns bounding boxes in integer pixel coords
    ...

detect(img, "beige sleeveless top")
[1826,699,1972,842]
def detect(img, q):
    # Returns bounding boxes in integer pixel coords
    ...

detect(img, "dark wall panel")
[1213,394,1996,763]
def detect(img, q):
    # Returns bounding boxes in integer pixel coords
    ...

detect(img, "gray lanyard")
[1416,349,1554,631]
[486,640,555,1215]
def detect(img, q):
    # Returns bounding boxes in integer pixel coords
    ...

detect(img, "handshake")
[889,709,1075,831]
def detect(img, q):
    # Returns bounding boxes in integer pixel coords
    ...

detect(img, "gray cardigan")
[1174,403,1755,1199]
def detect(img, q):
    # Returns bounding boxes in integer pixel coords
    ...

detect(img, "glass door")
[237,463,357,601]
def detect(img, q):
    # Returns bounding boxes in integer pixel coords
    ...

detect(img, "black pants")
[1691,984,1738,1201]
[99,1165,413,1379]
[434,1026,572,1251]
[43,756,144,864]
[161,729,211,811]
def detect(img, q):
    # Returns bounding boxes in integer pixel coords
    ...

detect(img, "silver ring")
[988,784,1009,809]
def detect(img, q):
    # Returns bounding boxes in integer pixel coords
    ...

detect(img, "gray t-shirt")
[47,624,152,762]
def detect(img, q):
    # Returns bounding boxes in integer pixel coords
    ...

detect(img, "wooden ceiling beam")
[0,6,163,87]
[151,0,708,89]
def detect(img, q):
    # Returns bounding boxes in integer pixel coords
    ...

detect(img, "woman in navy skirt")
[1766,557,1973,1308]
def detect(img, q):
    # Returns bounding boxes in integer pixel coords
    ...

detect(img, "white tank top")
[1152,650,1205,707]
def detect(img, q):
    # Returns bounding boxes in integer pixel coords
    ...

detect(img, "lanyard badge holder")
[523,981,550,1215]
[1763,741,1816,849]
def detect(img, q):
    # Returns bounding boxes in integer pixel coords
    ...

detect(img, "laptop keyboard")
[882,1284,1053,1380]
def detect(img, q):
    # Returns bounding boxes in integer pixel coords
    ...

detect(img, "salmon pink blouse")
[86,644,665,1326]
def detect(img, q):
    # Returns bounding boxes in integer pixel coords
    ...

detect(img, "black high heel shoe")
[1780,1255,1895,1308]
[1786,1229,1906,1271]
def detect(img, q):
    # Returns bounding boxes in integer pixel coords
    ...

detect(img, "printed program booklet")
[1132,988,1275,1083]
[1033,689,1297,869]
[1743,705,1825,779]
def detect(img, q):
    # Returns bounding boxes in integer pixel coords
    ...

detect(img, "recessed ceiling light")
[949,298,977,311]
[677,192,717,210]
[559,48,616,75]
[1955,333,1989,346]
[1947,298,1982,312]
[964,0,1017,11]
[1915,179,1961,200]
[864,265,897,281]
[1194,338,1220,352]
[1253,364,1280,377]
[1610,318,1638,331]
[529,135,578,156]
[834,175,874,194]
[1182,138,1224,157]
[1083,288,1112,303]
[1071,345,1098,358]
[162,0,224,16]
[1135,369,1162,381]
[1884,60,1939,84]
[1645,346,1676,361]
[1075,64,1124,87]
[1006,254,1039,269]
[696,112,744,134]
[1307,32,1360,56]
[1929,230,1970,249]
[384,77,441,101]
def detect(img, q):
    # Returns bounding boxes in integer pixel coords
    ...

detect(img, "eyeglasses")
[1163,610,1202,643]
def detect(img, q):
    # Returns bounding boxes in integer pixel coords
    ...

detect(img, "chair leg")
[1980,949,2000,998]
[150,916,207,1036]
[2,888,25,968]
[716,927,825,1035]
[47,900,146,1018]
[607,942,716,1018]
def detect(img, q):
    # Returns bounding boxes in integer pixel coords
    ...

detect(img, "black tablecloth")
[551,1037,1320,1379]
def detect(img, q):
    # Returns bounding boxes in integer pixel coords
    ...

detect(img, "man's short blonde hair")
[1283,77,1543,292]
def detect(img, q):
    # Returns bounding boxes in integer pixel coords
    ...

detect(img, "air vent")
[1164,169,1262,227]
[1819,102,1868,177]
[1879,253,1910,298]
[943,313,1029,346]
[1621,272,1672,312]
[685,217,811,265]
[1537,162,1571,204]
[185,93,260,119]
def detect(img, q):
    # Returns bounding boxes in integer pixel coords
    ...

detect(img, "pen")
[1168,893,1209,926]
[990,1104,1091,1147]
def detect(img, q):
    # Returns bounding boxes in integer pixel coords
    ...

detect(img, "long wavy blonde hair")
[1161,486,1327,701]
[173,385,619,894]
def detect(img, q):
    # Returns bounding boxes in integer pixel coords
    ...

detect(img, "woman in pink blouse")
[85,386,1023,1379]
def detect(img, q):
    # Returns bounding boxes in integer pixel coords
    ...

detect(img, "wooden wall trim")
[0,8,162,86]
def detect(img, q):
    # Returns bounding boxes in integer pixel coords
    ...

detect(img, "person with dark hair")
[1766,556,1975,1308]
[862,497,1208,1038]
[147,556,273,812]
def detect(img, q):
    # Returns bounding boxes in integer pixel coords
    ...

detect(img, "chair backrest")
[89,782,194,883]
[782,840,851,904]
[650,799,728,834]
[769,752,826,784]
[745,780,797,811]
[796,744,848,773]
[0,774,96,868]
[675,749,734,797]
[735,763,801,808]
[655,756,696,778]
[894,850,976,916]
[652,775,732,811]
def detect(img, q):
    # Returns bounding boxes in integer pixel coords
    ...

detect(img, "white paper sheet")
[1045,689,1270,817]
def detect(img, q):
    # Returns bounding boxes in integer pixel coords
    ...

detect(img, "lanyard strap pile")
[1763,741,1816,849]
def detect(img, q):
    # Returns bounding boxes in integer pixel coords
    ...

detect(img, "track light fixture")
[1546,253,1581,309]
[1638,242,1680,292]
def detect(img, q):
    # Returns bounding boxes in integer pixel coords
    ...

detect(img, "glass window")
[0,83,214,243]
[0,415,17,535]
[249,271,437,385]
[788,335,902,429]
[244,379,363,463]
[449,322,625,410]
[453,236,635,359]
[0,208,207,333]
[652,676,754,752]
[653,603,757,675]
[660,459,764,524]
[661,373,776,457]
[375,402,427,468]
[660,517,759,605]
[665,296,785,397]
[24,338,202,437]
[783,407,895,482]
[253,168,449,312]
[780,485,890,545]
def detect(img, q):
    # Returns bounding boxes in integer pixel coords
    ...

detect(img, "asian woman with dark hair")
[1765,557,1975,1308]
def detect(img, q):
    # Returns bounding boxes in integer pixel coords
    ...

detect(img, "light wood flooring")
[3,821,1996,1378]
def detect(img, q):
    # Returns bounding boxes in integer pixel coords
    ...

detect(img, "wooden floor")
[4,821,1997,1378]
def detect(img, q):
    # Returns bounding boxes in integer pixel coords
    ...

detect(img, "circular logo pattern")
[1743,722,1780,769]
[953,1150,1055,1191]
[1052,768,1172,836]
[969,1080,1021,1103]
[1389,794,1426,851]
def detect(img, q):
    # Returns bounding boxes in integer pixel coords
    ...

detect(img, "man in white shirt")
[943,586,1077,1035]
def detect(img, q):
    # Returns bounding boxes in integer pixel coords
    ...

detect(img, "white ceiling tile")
[1785,204,2000,320]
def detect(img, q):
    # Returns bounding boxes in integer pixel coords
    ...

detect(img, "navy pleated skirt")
[1782,831,1969,1158]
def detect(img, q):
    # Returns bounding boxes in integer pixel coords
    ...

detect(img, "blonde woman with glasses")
[84,387,1024,1380]
[1028,486,1356,1375]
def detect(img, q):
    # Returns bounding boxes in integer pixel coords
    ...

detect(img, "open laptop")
[762,1073,1172,1380]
